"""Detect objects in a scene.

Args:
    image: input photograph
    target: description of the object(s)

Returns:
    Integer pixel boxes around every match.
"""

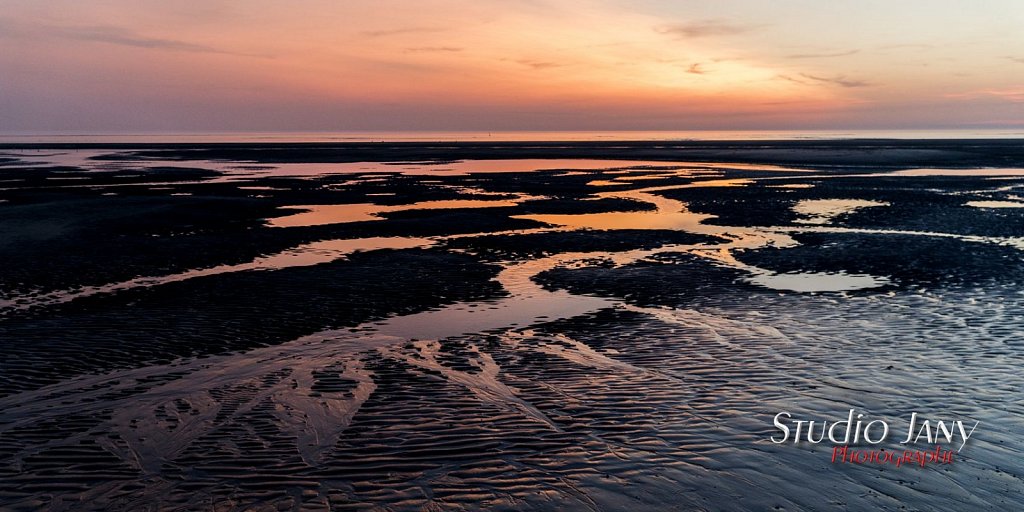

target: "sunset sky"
[2,0,1023,133]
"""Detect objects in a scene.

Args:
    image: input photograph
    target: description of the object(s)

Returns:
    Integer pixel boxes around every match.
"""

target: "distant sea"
[1,129,1023,144]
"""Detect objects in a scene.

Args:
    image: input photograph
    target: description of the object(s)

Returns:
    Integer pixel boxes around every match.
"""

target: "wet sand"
[1,141,1023,510]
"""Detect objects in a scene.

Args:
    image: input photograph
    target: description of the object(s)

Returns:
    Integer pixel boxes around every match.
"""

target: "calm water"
[3,129,1024,143]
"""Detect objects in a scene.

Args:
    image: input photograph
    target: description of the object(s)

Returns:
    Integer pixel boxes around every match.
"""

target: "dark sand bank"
[5,138,1024,167]
[1,141,1023,510]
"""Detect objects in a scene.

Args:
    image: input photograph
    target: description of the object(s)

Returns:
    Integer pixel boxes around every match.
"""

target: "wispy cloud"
[686,63,706,74]
[780,73,872,88]
[946,88,1024,102]
[54,25,220,52]
[877,43,933,51]
[656,19,761,38]
[404,46,463,53]
[1006,57,1024,64]
[362,27,446,38]
[786,49,859,59]
[512,59,565,70]
[0,18,259,56]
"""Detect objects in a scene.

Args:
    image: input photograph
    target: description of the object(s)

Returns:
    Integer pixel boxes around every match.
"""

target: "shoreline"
[3,138,1024,168]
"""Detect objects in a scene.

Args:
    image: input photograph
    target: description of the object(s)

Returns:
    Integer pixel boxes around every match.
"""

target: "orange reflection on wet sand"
[792,199,889,225]
[268,199,524,227]
[513,187,711,231]
[965,200,1024,208]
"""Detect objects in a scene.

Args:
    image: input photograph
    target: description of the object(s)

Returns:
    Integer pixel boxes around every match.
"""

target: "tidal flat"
[1,140,1023,511]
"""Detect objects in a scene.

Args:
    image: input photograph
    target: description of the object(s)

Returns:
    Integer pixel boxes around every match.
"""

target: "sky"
[1,0,1023,133]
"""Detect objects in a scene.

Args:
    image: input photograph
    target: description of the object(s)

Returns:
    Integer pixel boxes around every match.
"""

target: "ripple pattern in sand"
[1,280,1023,510]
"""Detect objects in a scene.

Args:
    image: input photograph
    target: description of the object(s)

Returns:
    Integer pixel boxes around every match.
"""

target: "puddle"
[792,199,888,225]
[268,198,526,227]
[613,174,674,182]
[965,200,1024,208]
[885,168,1024,177]
[745,271,890,292]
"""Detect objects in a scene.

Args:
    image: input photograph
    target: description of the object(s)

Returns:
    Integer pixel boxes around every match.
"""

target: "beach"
[1,140,1023,510]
